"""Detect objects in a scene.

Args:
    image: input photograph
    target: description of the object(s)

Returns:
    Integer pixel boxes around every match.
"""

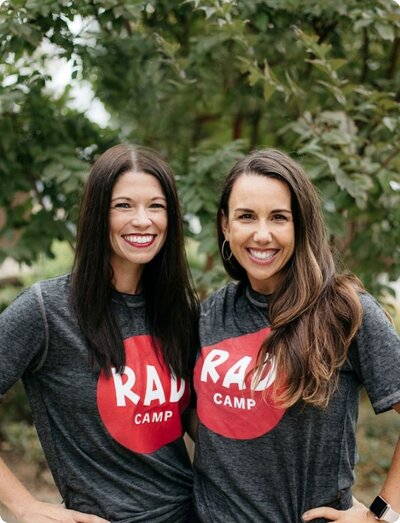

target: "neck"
[113,280,142,295]
[111,262,144,295]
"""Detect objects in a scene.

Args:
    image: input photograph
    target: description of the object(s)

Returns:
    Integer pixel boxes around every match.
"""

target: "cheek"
[158,216,168,241]
[160,216,168,234]
[109,222,118,239]
[227,223,245,242]
[109,213,123,233]
[284,228,295,254]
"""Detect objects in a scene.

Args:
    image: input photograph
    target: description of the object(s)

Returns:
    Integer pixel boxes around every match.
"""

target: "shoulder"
[331,276,389,328]
[34,274,71,302]
[201,281,240,316]
[1,275,69,313]
[0,285,38,320]
[358,291,393,327]
[0,277,69,328]
[36,273,70,292]
[353,291,399,352]
[7,274,72,318]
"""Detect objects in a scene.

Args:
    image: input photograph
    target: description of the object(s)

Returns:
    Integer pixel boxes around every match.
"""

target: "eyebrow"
[110,195,167,203]
[233,207,292,214]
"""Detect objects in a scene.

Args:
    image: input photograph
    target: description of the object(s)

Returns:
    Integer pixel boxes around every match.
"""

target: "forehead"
[112,170,165,196]
[228,173,291,207]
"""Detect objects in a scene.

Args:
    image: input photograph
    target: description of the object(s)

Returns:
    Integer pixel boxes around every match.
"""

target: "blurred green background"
[1,0,400,512]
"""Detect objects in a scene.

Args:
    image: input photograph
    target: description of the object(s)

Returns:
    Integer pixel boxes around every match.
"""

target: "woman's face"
[109,171,168,293]
[222,173,295,294]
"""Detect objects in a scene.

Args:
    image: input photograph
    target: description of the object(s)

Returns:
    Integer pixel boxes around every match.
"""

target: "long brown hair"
[71,144,199,378]
[217,148,363,408]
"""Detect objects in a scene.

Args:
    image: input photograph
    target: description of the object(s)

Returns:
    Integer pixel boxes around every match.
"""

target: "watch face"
[370,496,387,518]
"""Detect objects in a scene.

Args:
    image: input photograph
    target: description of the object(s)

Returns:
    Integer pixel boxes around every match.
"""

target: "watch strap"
[383,506,400,523]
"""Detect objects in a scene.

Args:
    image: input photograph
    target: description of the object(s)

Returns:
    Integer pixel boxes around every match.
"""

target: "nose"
[253,220,272,243]
[130,207,152,227]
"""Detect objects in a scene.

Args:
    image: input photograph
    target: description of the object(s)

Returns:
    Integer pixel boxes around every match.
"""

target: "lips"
[123,234,156,247]
[247,248,278,262]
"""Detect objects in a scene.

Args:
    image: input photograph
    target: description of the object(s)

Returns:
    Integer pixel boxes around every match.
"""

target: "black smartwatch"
[370,495,400,522]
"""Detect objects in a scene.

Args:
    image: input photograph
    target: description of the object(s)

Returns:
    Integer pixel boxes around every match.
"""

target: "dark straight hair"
[70,143,199,378]
[216,148,363,408]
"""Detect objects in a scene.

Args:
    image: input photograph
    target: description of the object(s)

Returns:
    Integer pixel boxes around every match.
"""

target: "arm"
[378,403,400,513]
[0,289,110,523]
[303,402,400,522]
[0,456,110,523]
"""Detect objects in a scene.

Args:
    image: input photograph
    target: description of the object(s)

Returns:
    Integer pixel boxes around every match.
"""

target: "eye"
[150,202,167,210]
[238,213,254,221]
[113,202,130,209]
[271,213,289,222]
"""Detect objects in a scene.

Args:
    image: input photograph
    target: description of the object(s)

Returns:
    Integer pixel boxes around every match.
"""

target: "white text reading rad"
[200,348,277,390]
[111,366,186,406]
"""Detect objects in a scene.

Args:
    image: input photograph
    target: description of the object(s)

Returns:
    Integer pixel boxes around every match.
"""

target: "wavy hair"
[71,143,199,378]
[217,148,363,408]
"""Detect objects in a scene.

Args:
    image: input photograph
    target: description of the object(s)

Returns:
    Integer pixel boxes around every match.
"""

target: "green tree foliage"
[0,0,400,296]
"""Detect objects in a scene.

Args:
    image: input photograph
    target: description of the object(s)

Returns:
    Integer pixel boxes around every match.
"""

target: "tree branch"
[361,28,369,83]
[382,146,400,168]
[387,36,400,80]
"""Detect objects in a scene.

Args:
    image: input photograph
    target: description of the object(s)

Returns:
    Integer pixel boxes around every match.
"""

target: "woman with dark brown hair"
[0,144,199,523]
[193,148,400,523]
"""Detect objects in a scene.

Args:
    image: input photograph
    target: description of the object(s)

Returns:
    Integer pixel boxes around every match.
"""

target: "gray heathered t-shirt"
[0,275,193,523]
[193,281,400,523]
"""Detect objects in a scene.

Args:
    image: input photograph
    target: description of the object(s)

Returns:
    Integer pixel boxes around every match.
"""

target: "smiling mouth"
[248,249,278,261]
[123,234,156,247]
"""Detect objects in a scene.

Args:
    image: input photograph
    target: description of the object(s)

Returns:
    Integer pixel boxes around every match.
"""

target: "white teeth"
[249,249,276,260]
[124,235,154,244]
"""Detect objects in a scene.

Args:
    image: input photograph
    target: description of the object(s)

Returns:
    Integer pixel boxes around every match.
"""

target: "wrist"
[369,495,400,523]
[10,492,38,521]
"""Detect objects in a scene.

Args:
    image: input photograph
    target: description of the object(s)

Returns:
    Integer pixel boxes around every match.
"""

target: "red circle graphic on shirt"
[194,328,286,439]
[97,335,189,454]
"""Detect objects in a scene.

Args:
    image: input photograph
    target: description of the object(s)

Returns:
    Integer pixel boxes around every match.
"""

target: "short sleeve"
[0,285,46,395]
[348,293,400,414]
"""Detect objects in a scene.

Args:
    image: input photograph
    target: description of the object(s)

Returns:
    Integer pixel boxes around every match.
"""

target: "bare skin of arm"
[302,402,400,522]
[0,456,110,523]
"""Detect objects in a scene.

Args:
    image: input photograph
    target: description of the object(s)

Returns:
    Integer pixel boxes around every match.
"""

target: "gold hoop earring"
[221,240,233,261]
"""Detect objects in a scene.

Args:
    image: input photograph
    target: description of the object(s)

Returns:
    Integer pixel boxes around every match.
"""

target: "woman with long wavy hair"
[0,144,199,523]
[193,148,400,523]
